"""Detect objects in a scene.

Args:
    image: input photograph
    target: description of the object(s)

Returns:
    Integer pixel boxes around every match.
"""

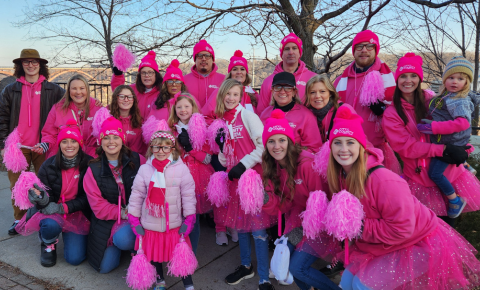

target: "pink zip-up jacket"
[354,147,438,257]
[260,104,323,153]
[111,74,159,119]
[41,98,101,158]
[263,150,324,234]
[183,64,225,109]
[128,156,196,232]
[202,87,258,124]
[258,61,317,114]
[118,116,148,155]
[17,76,45,147]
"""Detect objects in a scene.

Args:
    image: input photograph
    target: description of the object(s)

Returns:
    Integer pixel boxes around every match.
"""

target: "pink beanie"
[394,52,424,81]
[163,59,184,83]
[262,109,295,146]
[280,33,303,57]
[329,106,366,148]
[57,119,83,146]
[138,51,159,73]
[228,50,249,73]
[352,30,380,57]
[193,39,215,61]
[99,117,126,144]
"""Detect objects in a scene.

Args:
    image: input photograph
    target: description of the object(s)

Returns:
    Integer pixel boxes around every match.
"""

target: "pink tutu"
[377,142,402,175]
[297,232,342,262]
[187,161,214,214]
[134,227,191,263]
[405,170,480,216]
[345,219,480,290]
[15,211,90,236]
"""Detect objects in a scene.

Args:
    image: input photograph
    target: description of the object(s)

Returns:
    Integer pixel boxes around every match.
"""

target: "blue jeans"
[429,157,455,196]
[189,214,201,255]
[286,242,340,290]
[99,224,136,274]
[39,218,87,266]
[238,229,269,284]
[340,269,372,290]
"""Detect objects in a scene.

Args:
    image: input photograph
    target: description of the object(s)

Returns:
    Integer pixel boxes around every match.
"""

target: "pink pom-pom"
[324,190,364,241]
[234,50,243,57]
[207,119,229,154]
[207,171,230,207]
[359,71,385,106]
[167,236,198,277]
[187,113,207,151]
[300,190,329,239]
[126,237,156,290]
[424,89,436,100]
[142,116,170,144]
[312,142,330,178]
[270,109,285,119]
[3,128,28,173]
[171,59,180,68]
[237,169,264,215]
[12,171,47,210]
[113,44,136,72]
[92,107,112,138]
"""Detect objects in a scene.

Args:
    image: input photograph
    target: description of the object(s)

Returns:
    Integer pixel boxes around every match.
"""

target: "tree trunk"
[300,31,316,70]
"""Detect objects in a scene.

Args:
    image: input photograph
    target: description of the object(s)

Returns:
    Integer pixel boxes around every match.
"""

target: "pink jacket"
[202,87,259,124]
[128,156,196,232]
[260,104,323,153]
[111,74,158,120]
[147,101,171,122]
[41,98,101,158]
[183,64,225,109]
[119,116,148,155]
[355,147,438,257]
[258,61,317,114]
[17,76,45,147]
[263,151,324,234]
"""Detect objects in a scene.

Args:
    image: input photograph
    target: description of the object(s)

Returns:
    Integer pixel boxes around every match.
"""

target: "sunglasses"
[272,85,294,92]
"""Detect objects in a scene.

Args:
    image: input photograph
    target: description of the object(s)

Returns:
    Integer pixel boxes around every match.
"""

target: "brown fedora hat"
[13,49,48,64]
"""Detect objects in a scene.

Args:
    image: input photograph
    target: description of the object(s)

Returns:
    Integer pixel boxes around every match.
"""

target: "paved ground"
[0,171,340,289]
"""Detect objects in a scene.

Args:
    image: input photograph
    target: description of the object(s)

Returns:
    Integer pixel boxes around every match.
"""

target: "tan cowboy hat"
[13,49,48,64]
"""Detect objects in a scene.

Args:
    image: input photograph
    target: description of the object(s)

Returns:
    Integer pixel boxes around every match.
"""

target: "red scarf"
[223,105,238,124]
[145,158,170,217]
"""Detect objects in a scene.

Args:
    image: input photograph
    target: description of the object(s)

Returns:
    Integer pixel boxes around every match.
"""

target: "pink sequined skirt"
[187,161,214,214]
[297,232,342,262]
[134,228,191,263]
[377,142,402,176]
[346,220,480,290]
[405,170,480,216]
[15,211,90,236]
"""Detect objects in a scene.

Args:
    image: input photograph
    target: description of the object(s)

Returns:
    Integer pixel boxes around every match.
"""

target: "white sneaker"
[227,228,239,242]
[216,231,228,246]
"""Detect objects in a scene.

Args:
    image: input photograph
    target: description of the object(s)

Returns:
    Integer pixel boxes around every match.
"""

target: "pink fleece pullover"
[183,64,225,109]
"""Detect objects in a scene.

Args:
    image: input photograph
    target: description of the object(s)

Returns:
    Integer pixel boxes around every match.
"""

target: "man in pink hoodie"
[183,39,225,109]
[0,49,65,235]
[257,33,317,114]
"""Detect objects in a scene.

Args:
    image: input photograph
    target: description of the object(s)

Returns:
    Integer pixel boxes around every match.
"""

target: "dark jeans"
[189,214,200,255]
[153,261,193,287]
[429,157,455,196]
[99,224,136,273]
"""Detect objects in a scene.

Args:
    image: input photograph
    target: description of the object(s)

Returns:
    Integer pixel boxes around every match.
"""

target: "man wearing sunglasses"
[0,48,65,235]
[183,39,225,108]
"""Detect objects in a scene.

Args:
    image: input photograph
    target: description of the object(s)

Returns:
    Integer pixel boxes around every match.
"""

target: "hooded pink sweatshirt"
[258,61,317,114]
[17,76,45,147]
[183,64,225,109]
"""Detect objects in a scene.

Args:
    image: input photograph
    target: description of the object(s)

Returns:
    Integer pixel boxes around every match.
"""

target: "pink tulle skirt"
[297,232,343,262]
[345,220,480,290]
[377,142,402,176]
[134,227,192,263]
[405,170,480,216]
[15,211,90,236]
[187,161,214,214]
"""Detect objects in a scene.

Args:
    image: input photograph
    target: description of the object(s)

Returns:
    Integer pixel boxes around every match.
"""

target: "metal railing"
[55,82,112,105]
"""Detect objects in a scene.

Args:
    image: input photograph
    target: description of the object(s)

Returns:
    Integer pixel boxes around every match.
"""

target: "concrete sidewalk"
[0,171,340,289]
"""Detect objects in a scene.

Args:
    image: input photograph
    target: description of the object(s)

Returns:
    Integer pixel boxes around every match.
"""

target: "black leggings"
[439,215,456,228]
[152,261,193,287]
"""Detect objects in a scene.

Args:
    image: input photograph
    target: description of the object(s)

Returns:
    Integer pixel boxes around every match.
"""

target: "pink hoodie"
[17,76,46,147]
[41,98,101,158]
[147,102,171,122]
[258,61,317,114]
[118,116,148,155]
[183,64,225,109]
[260,104,323,153]
[202,87,259,124]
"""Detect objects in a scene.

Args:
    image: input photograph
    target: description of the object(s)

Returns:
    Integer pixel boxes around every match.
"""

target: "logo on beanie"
[233,60,245,65]
[206,46,213,52]
[369,38,377,45]
[142,62,151,66]
[268,125,286,133]
[399,65,415,71]
[333,128,354,135]
[66,130,79,137]
[171,73,181,79]
[283,36,297,43]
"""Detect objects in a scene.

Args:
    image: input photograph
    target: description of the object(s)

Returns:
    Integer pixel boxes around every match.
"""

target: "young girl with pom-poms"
[212,79,276,289]
[167,92,214,254]
[261,109,341,290]
[326,106,480,290]
[128,130,197,290]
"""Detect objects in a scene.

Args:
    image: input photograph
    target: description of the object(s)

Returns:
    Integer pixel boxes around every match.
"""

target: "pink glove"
[128,213,145,237]
[179,215,196,235]
[466,143,475,155]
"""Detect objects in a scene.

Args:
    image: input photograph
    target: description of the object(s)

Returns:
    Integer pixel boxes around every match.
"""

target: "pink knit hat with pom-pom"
[99,117,125,144]
[138,51,159,73]
[163,59,184,83]
[329,106,366,148]
[228,50,248,73]
[262,109,295,145]
[193,39,215,61]
[394,52,424,81]
[57,119,83,146]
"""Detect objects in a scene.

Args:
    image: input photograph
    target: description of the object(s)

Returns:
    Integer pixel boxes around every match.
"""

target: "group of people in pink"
[1,28,480,290]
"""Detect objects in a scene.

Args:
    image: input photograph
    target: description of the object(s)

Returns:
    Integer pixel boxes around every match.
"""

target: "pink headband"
[168,92,191,106]
[150,131,176,145]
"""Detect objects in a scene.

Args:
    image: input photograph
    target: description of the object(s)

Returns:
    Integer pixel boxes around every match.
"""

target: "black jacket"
[0,80,64,148]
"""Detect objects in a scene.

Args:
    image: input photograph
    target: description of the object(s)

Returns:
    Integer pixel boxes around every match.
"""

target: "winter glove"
[416,123,433,134]
[215,128,226,153]
[368,101,386,116]
[39,202,65,215]
[228,162,246,181]
[421,119,433,124]
[178,128,193,152]
[128,214,145,237]
[438,144,470,166]
[112,66,123,76]
[30,184,49,208]
[285,227,304,247]
[178,215,196,235]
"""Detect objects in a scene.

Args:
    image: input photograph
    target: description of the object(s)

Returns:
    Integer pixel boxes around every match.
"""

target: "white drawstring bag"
[270,236,294,284]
